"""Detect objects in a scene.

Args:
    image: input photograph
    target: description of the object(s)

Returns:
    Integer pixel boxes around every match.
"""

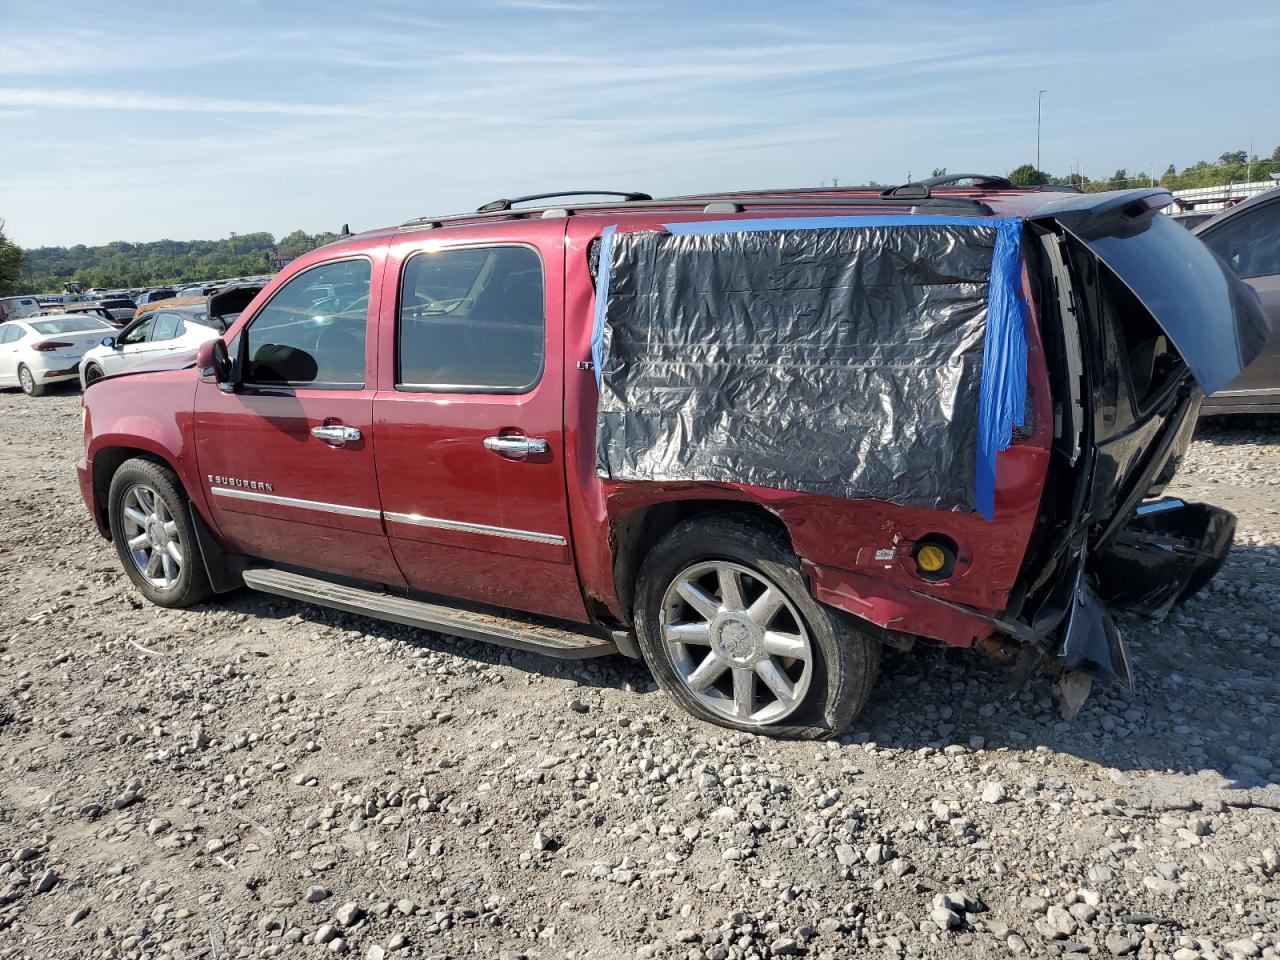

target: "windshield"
[30,316,112,334]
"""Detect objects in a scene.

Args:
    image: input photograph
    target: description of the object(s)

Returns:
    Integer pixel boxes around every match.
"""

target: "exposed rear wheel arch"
[611,500,794,624]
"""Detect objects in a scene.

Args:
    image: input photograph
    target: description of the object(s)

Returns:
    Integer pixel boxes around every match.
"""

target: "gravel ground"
[0,389,1277,960]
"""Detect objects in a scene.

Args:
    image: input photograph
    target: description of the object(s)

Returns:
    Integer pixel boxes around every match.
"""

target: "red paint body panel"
[370,220,587,623]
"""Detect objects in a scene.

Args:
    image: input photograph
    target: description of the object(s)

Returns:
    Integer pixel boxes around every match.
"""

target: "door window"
[243,258,371,387]
[397,246,544,392]
[119,318,154,345]
[1202,201,1280,280]
[151,312,182,342]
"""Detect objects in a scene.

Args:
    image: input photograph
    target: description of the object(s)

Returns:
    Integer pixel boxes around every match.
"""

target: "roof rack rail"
[879,173,1012,201]
[917,173,1012,189]
[401,192,995,230]
[477,190,651,213]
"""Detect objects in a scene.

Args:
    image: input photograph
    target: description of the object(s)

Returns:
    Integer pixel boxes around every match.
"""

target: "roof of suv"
[311,177,1090,259]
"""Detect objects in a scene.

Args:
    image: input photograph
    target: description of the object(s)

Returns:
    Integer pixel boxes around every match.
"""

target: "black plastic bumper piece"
[1092,498,1236,618]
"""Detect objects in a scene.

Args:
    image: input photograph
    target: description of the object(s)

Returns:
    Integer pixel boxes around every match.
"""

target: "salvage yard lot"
[0,391,1277,959]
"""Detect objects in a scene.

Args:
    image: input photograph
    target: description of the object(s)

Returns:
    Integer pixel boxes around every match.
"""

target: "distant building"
[1170,179,1276,214]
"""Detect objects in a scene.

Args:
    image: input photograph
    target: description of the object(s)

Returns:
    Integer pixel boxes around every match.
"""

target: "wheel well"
[90,447,178,537]
[611,500,793,623]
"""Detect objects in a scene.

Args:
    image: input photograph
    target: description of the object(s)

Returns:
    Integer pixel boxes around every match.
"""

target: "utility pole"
[1036,89,1047,173]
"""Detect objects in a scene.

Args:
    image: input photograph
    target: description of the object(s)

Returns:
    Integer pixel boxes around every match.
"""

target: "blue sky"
[1,0,1276,248]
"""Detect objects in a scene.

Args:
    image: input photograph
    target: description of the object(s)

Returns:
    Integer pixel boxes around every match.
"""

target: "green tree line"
[4,228,338,296]
[1009,145,1280,192]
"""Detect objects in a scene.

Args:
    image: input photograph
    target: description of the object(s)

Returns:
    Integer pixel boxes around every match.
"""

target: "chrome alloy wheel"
[120,483,184,589]
[18,366,34,394]
[660,560,813,726]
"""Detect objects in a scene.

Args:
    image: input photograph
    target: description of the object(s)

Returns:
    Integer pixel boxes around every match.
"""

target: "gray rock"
[834,844,857,866]
[1223,940,1260,958]
[1142,875,1181,897]
[981,781,1008,804]
[307,886,332,903]
[1008,933,1028,953]
[35,869,58,893]
[865,842,885,865]
[533,830,556,851]
[316,925,338,944]
[769,937,798,956]
[65,906,90,927]
[1104,932,1140,955]
[1036,905,1077,939]
[930,906,962,931]
[113,787,139,810]
[335,902,364,927]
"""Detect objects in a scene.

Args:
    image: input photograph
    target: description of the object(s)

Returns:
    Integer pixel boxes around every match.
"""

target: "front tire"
[107,458,213,608]
[83,363,105,387]
[18,364,45,396]
[634,514,881,739]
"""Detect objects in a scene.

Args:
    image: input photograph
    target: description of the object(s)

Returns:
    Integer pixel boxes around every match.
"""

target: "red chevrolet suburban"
[78,177,1269,738]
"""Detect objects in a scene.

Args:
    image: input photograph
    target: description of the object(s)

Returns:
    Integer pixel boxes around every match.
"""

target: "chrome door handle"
[311,424,362,446]
[484,435,548,459]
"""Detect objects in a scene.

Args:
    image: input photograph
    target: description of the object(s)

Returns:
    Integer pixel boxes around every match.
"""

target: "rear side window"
[0,325,21,344]
[1201,201,1280,280]
[243,259,371,387]
[397,246,544,392]
[30,317,110,335]
[151,312,181,341]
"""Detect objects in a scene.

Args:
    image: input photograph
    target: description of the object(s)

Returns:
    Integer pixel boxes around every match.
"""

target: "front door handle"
[484,435,548,460]
[311,424,362,446]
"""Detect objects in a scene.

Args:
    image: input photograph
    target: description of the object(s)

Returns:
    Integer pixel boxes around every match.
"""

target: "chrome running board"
[241,567,617,659]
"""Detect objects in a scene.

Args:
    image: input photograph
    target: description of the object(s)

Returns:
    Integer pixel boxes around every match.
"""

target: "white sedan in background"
[80,307,222,388]
[0,314,116,396]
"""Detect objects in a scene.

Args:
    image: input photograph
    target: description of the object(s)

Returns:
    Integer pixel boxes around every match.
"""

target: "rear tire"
[634,514,880,739]
[108,458,213,608]
[18,364,44,397]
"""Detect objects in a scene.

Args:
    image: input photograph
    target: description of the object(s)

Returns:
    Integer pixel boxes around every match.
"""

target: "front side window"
[244,259,371,387]
[398,246,544,392]
[1202,202,1280,280]
[119,318,154,345]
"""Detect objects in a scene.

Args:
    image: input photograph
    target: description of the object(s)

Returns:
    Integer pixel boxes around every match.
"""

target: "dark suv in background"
[1195,186,1280,414]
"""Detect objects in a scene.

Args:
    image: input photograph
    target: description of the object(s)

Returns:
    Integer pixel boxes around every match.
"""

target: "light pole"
[1036,89,1047,174]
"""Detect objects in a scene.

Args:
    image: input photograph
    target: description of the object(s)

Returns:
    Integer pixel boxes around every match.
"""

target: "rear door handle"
[311,424,362,446]
[484,435,548,460]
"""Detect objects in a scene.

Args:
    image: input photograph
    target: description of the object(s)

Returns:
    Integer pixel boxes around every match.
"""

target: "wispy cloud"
[0,87,374,116]
[494,0,605,11]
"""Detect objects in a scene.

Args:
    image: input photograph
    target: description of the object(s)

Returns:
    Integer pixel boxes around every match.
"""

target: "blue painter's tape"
[590,224,616,390]
[973,217,1028,520]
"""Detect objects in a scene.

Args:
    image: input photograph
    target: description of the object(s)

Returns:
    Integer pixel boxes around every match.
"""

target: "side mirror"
[101,335,116,348]
[196,338,233,389]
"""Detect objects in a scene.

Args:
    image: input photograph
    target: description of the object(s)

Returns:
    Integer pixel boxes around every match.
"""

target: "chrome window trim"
[383,511,566,545]
[210,486,381,520]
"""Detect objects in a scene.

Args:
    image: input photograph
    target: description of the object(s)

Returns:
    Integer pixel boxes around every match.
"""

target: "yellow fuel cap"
[916,544,948,573]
